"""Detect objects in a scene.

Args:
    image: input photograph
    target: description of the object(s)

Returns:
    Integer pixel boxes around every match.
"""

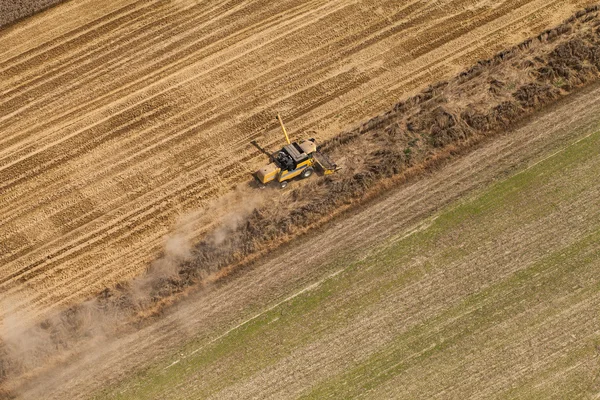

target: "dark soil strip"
[0,0,70,29]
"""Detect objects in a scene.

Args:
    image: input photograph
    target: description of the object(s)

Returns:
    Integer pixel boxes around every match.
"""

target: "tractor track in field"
[0,0,595,322]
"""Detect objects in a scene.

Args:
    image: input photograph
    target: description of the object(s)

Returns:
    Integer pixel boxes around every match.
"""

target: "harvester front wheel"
[280,181,289,189]
[301,167,314,179]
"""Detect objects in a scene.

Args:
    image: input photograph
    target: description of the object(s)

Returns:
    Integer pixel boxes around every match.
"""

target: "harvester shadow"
[250,140,272,158]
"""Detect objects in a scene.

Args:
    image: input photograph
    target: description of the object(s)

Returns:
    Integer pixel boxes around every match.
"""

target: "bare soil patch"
[0,0,66,28]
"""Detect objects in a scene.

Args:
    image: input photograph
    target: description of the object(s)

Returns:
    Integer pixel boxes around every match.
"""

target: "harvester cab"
[254,114,339,188]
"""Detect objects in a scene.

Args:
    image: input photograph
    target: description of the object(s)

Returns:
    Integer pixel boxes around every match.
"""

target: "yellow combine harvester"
[254,114,339,188]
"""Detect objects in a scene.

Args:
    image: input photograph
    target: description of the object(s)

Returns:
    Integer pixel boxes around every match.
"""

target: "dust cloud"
[0,184,269,397]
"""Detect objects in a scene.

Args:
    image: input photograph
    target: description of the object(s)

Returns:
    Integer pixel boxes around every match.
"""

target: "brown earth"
[0,0,596,321]
[0,0,66,28]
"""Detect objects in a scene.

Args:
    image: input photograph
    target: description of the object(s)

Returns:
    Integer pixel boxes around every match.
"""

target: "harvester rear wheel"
[301,167,314,179]
[280,181,289,189]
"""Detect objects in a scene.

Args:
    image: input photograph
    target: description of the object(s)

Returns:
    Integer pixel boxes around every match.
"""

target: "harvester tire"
[301,167,314,179]
[280,181,289,189]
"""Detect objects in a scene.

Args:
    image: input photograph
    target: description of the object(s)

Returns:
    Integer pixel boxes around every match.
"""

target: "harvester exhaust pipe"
[277,113,291,145]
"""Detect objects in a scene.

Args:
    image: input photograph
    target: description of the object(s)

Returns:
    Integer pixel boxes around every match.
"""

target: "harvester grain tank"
[254,114,339,188]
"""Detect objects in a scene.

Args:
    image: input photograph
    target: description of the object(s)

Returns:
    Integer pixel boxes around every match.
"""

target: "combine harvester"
[254,114,339,188]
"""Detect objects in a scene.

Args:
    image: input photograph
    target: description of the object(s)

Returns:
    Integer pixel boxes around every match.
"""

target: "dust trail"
[130,184,269,304]
[0,184,269,397]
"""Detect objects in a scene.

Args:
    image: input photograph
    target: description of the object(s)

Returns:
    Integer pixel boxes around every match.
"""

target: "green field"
[98,130,600,399]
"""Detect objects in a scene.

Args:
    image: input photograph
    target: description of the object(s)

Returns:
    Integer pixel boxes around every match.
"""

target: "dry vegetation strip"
[97,124,600,400]
[172,6,600,296]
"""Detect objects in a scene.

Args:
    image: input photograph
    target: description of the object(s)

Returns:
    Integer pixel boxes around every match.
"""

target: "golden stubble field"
[0,0,595,319]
